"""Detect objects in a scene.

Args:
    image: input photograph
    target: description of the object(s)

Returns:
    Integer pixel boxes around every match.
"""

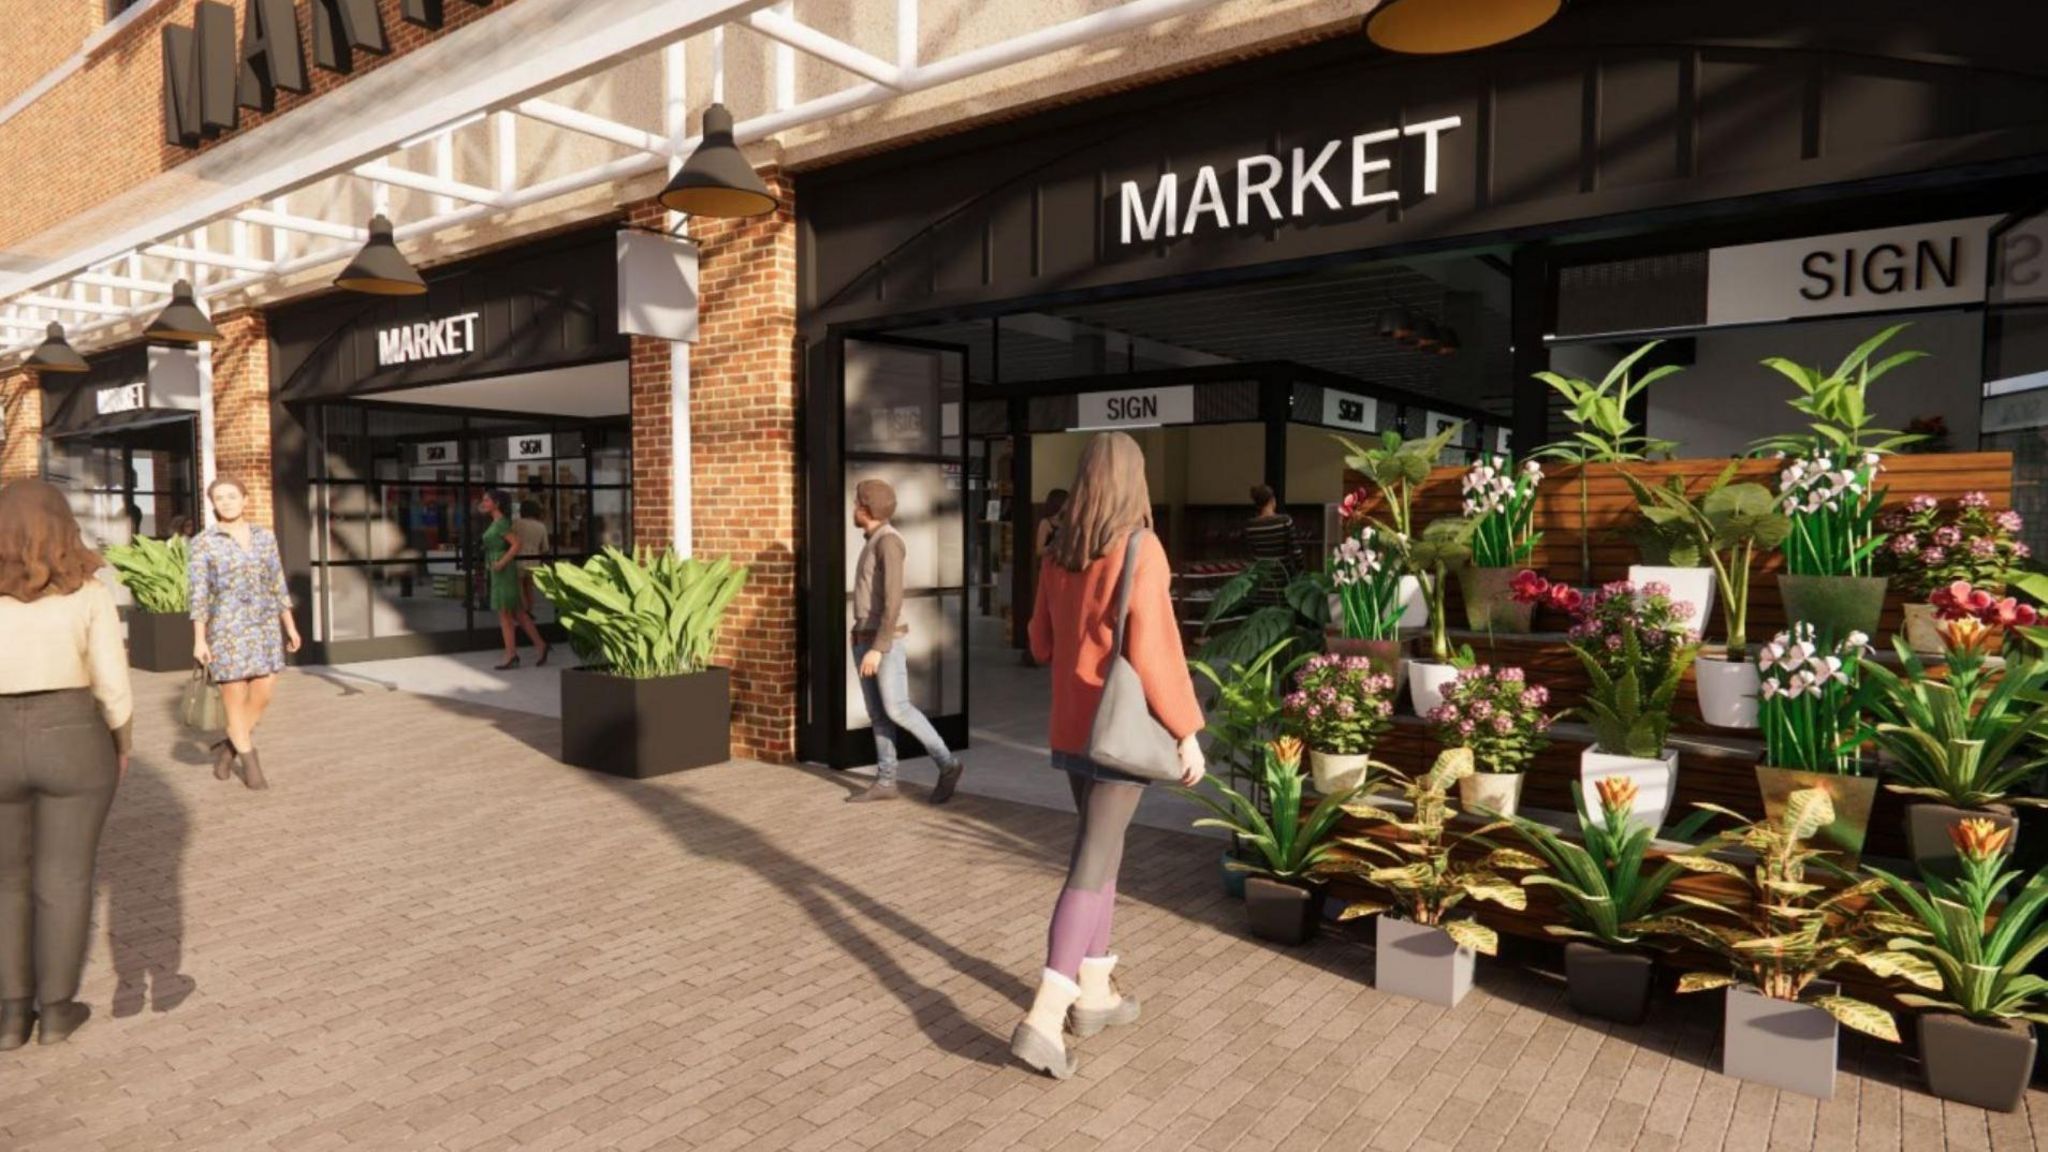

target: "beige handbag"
[1086,529,1183,782]
[179,664,225,733]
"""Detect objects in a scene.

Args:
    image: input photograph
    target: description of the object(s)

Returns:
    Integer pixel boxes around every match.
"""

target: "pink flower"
[1500,667,1526,683]
[1935,526,1963,548]
[1922,547,1948,566]
[1642,581,1671,599]
[1520,688,1543,709]
[1890,535,1919,555]
[1509,569,1551,605]
[1490,714,1512,735]
[1970,539,1998,559]
[1996,509,2023,533]
[1458,720,1477,737]
[1908,494,1940,513]
[1961,491,1991,510]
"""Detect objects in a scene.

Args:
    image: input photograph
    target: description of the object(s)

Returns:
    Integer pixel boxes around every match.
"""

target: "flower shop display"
[1284,654,1397,794]
[1533,340,1682,586]
[1865,818,2048,1112]
[1455,453,1544,633]
[1860,585,2048,876]
[1880,493,2030,653]
[1185,736,1373,944]
[1403,518,1476,716]
[1325,523,1409,680]
[1753,623,1879,865]
[1505,777,1716,1023]
[1774,449,1891,644]
[1637,788,1903,1099]
[1426,662,1554,817]
[1623,463,1790,729]
[1565,580,1700,836]
[1326,748,1542,1007]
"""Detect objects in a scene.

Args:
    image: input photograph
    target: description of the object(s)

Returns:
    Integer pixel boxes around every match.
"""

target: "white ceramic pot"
[1579,747,1680,835]
[1407,660,1460,717]
[1695,654,1760,729]
[1375,916,1475,1007]
[1458,771,1524,817]
[1397,575,1428,629]
[1629,565,1717,637]
[1309,750,1374,795]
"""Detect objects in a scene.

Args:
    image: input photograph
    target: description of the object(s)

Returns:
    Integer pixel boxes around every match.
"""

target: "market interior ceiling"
[885,252,1515,416]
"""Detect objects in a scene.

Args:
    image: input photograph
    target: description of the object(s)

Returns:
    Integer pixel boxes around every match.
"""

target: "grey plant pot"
[1919,1014,2036,1113]
[1244,876,1317,945]
[127,609,194,672]
[1375,917,1474,1007]
[1565,942,1654,1025]
[1722,982,1839,1099]
[1775,574,1888,645]
[1906,802,2019,882]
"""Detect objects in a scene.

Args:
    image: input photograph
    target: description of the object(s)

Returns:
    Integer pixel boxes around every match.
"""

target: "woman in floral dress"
[481,490,547,670]
[188,477,300,790]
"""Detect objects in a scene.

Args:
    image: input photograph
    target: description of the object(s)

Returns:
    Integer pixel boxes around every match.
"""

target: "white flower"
[1760,679,1781,700]
[1845,630,1869,651]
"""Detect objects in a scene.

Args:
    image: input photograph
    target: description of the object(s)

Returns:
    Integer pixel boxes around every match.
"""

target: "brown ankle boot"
[238,748,269,791]
[212,740,236,781]
[37,1001,89,1046]
[0,1000,32,1051]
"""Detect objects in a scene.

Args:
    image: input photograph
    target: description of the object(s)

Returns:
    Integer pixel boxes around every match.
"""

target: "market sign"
[95,383,148,416]
[376,311,482,367]
[162,0,490,147]
[1117,116,1462,246]
[1075,386,1195,430]
[1705,217,2000,326]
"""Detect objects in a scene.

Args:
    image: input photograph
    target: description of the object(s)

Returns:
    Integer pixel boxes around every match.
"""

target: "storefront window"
[44,419,199,551]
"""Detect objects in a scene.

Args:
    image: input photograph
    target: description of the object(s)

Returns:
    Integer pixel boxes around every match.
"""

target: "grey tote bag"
[1086,528,1184,782]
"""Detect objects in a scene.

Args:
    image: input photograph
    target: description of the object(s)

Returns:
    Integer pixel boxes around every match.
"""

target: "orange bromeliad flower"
[1269,735,1304,768]
[1949,817,2014,862]
[1595,775,1638,816]
[1936,616,2000,661]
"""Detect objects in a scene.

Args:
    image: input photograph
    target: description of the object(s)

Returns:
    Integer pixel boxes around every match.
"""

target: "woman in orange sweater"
[1011,432,1205,1080]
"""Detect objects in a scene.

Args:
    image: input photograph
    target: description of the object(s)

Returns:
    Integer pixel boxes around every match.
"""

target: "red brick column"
[626,172,800,762]
[1,368,42,483]
[211,309,274,527]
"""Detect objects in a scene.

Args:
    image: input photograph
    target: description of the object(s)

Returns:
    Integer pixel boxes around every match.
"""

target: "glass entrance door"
[1983,205,2048,560]
[44,417,200,550]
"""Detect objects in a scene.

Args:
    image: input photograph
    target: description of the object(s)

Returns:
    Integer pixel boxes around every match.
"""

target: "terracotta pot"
[1695,652,1760,729]
[1919,1014,2036,1113]
[1580,748,1679,836]
[1407,660,1460,717]
[1374,917,1474,1007]
[1776,574,1888,645]
[1244,876,1318,945]
[1629,564,1717,637]
[1906,802,2019,882]
[1755,765,1880,869]
[1456,566,1536,634]
[1457,770,1524,817]
[1309,750,1374,795]
[1325,633,1406,683]
[1723,982,1840,1099]
[1565,942,1654,1025]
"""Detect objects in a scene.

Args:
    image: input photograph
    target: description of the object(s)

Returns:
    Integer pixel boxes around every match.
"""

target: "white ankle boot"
[1011,969,1081,1079]
[1069,955,1142,1037]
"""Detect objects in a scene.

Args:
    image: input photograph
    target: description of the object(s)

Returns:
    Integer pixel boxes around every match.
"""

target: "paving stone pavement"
[4,668,2047,1151]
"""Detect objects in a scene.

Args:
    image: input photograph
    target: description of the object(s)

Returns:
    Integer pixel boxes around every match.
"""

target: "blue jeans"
[854,642,954,785]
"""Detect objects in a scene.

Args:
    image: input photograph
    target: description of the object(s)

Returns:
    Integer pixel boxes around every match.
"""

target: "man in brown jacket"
[850,479,964,804]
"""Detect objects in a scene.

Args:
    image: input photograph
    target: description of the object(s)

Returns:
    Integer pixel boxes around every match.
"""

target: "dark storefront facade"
[795,0,2048,767]
[42,343,203,552]
[269,227,635,664]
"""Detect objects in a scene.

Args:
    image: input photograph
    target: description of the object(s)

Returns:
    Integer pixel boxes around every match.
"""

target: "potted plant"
[1626,475,1716,636]
[1880,494,2029,654]
[1425,662,1553,818]
[1325,523,1408,680]
[1754,623,1880,867]
[1184,736,1373,945]
[1637,788,1903,1099]
[1455,453,1544,633]
[1191,638,1307,897]
[1283,654,1396,794]
[1864,818,2048,1112]
[1503,777,1714,1023]
[1533,339,1682,588]
[1860,585,2048,877]
[1404,518,1475,716]
[1326,747,1542,1006]
[1334,424,1467,629]
[534,546,748,778]
[1565,579,1699,835]
[103,535,193,672]
[1624,464,1790,729]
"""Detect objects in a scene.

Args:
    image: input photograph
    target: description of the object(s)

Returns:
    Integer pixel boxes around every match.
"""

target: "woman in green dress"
[481,490,549,670]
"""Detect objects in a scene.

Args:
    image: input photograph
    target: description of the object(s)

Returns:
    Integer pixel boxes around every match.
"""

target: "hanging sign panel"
[1321,389,1376,433]
[95,383,148,416]
[1705,217,2000,326]
[413,440,459,468]
[1076,385,1195,430]
[507,433,554,461]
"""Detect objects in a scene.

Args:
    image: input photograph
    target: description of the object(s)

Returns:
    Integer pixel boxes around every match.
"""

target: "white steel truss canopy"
[0,0,1236,359]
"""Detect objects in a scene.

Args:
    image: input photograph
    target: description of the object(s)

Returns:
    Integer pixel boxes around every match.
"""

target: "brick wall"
[626,173,801,762]
[0,368,41,483]
[211,309,274,526]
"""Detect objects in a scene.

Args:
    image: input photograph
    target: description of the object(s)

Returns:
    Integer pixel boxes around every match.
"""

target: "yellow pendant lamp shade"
[1367,0,1564,55]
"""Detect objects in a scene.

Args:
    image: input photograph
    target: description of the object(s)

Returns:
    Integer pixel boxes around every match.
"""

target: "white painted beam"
[518,99,675,157]
[355,163,504,206]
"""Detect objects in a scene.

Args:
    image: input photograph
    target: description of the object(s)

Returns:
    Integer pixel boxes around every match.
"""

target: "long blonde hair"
[1049,432,1152,572]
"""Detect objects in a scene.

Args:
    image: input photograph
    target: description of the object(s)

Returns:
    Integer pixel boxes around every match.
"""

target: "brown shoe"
[237,748,269,791]
[37,1001,89,1046]
[847,781,900,803]
[211,740,236,781]
[931,760,965,805]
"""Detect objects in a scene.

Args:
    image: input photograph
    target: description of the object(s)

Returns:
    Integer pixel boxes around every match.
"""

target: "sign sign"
[377,312,482,367]
[1076,386,1196,430]
[413,440,459,467]
[1321,389,1376,433]
[95,383,148,416]
[507,433,553,461]
[1117,116,1461,246]
[1706,217,1999,326]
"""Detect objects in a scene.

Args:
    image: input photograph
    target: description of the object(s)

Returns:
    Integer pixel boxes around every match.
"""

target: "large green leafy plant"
[1534,341,1683,584]
[1864,818,2048,1024]
[1506,776,1715,946]
[1624,463,1790,659]
[1184,736,1371,883]
[1408,517,1475,663]
[1749,323,1927,458]
[533,546,748,678]
[103,535,189,614]
[1860,640,2048,810]
[1198,561,1329,666]
[1332,423,1466,543]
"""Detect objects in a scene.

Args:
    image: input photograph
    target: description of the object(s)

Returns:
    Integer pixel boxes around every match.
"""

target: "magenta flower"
[1909,494,1940,513]
[1490,714,1513,735]
[1922,546,1948,566]
[1934,525,1963,548]
[1997,510,2024,533]
[1961,491,1991,510]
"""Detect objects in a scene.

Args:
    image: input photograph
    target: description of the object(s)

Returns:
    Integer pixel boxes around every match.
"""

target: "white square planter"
[1579,748,1679,835]
[1723,983,1840,1099]
[1374,917,1474,1007]
[1407,660,1460,717]
[1629,565,1716,637]
[1397,574,1428,629]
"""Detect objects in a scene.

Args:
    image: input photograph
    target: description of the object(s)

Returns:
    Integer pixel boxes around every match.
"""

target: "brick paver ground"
[4,668,2046,1151]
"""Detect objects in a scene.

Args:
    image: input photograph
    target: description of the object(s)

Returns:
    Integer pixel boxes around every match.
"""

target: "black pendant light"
[26,322,88,373]
[657,103,778,219]
[144,279,221,343]
[1411,316,1441,349]
[335,215,428,296]
[1367,0,1564,55]
[1377,305,1416,343]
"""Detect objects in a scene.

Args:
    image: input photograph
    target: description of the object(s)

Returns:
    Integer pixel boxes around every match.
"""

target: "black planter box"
[1565,942,1655,1025]
[1244,876,1318,945]
[127,610,193,673]
[1920,1014,2036,1112]
[560,666,731,778]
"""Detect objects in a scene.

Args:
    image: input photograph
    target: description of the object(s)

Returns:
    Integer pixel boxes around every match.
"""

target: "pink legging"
[1044,772,1143,979]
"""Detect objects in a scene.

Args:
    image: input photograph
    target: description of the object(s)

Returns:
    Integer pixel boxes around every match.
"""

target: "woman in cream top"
[0,478,133,1049]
